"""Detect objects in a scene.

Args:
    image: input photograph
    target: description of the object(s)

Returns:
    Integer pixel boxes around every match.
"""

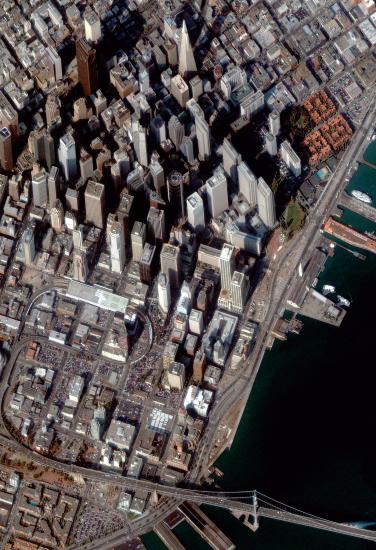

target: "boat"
[337,295,351,307]
[351,190,372,204]
[322,285,335,295]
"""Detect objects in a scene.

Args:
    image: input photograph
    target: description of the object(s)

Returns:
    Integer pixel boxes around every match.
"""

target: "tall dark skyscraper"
[76,38,98,97]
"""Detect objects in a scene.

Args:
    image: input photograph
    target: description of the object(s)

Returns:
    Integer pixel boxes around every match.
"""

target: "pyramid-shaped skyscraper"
[178,20,197,80]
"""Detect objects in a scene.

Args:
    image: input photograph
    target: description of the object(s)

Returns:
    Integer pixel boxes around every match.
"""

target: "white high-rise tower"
[178,21,197,80]
[257,177,276,230]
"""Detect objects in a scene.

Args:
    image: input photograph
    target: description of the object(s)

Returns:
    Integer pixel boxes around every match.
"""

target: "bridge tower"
[251,490,259,531]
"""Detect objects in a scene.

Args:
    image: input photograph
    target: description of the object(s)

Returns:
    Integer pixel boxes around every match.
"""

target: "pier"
[154,522,185,550]
[287,288,346,326]
[324,217,376,254]
[338,192,376,223]
[178,502,235,550]
[357,157,376,170]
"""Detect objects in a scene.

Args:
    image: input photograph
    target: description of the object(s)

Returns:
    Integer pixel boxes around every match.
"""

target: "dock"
[289,242,329,307]
[178,502,235,550]
[154,522,186,550]
[323,217,376,254]
[338,192,376,223]
[287,288,346,327]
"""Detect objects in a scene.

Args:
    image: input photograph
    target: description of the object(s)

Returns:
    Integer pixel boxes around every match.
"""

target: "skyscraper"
[110,220,125,274]
[178,20,197,80]
[132,120,148,167]
[280,140,301,177]
[195,115,211,161]
[84,180,106,228]
[157,272,171,314]
[168,115,184,149]
[76,38,98,97]
[48,166,60,207]
[79,148,94,181]
[147,206,166,244]
[160,243,181,289]
[171,75,190,108]
[131,221,146,262]
[237,161,257,206]
[222,138,241,183]
[84,7,101,43]
[257,177,276,229]
[187,192,205,232]
[45,94,61,126]
[139,243,157,284]
[32,169,48,208]
[265,132,277,157]
[180,136,195,164]
[230,271,249,313]
[220,243,235,290]
[0,91,19,139]
[73,249,88,282]
[58,133,77,181]
[0,127,13,171]
[150,160,165,194]
[150,115,167,145]
[23,225,36,266]
[167,171,185,222]
[50,200,64,233]
[269,110,281,136]
[206,169,228,218]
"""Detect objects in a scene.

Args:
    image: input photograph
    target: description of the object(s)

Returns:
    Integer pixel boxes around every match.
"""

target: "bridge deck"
[259,508,376,542]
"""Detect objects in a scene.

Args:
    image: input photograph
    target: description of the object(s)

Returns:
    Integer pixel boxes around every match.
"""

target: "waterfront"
[143,153,376,549]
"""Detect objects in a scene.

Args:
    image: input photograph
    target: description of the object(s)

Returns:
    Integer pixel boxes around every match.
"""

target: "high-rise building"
[167,361,185,390]
[168,115,184,149]
[48,166,60,207]
[150,160,165,194]
[180,136,195,164]
[206,169,228,218]
[84,180,105,228]
[147,206,166,244]
[132,120,148,167]
[110,220,125,274]
[269,110,281,136]
[58,133,77,181]
[0,91,19,138]
[0,127,13,171]
[171,74,190,108]
[222,138,241,183]
[84,7,101,43]
[76,38,98,97]
[72,225,84,250]
[265,132,277,157]
[23,225,36,266]
[150,115,167,145]
[139,243,157,284]
[46,46,63,81]
[117,191,134,244]
[45,94,61,126]
[131,221,146,261]
[189,75,203,101]
[79,148,94,182]
[237,161,257,206]
[160,243,181,289]
[257,177,276,229]
[178,20,197,80]
[193,348,206,383]
[280,140,301,177]
[65,187,79,212]
[220,243,235,290]
[195,115,211,161]
[240,89,264,118]
[230,271,249,313]
[157,272,171,314]
[187,192,205,232]
[167,171,185,222]
[44,133,55,169]
[50,199,64,233]
[32,168,48,208]
[73,249,88,282]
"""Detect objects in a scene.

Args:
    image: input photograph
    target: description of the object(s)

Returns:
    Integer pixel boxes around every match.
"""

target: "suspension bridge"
[150,488,376,542]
